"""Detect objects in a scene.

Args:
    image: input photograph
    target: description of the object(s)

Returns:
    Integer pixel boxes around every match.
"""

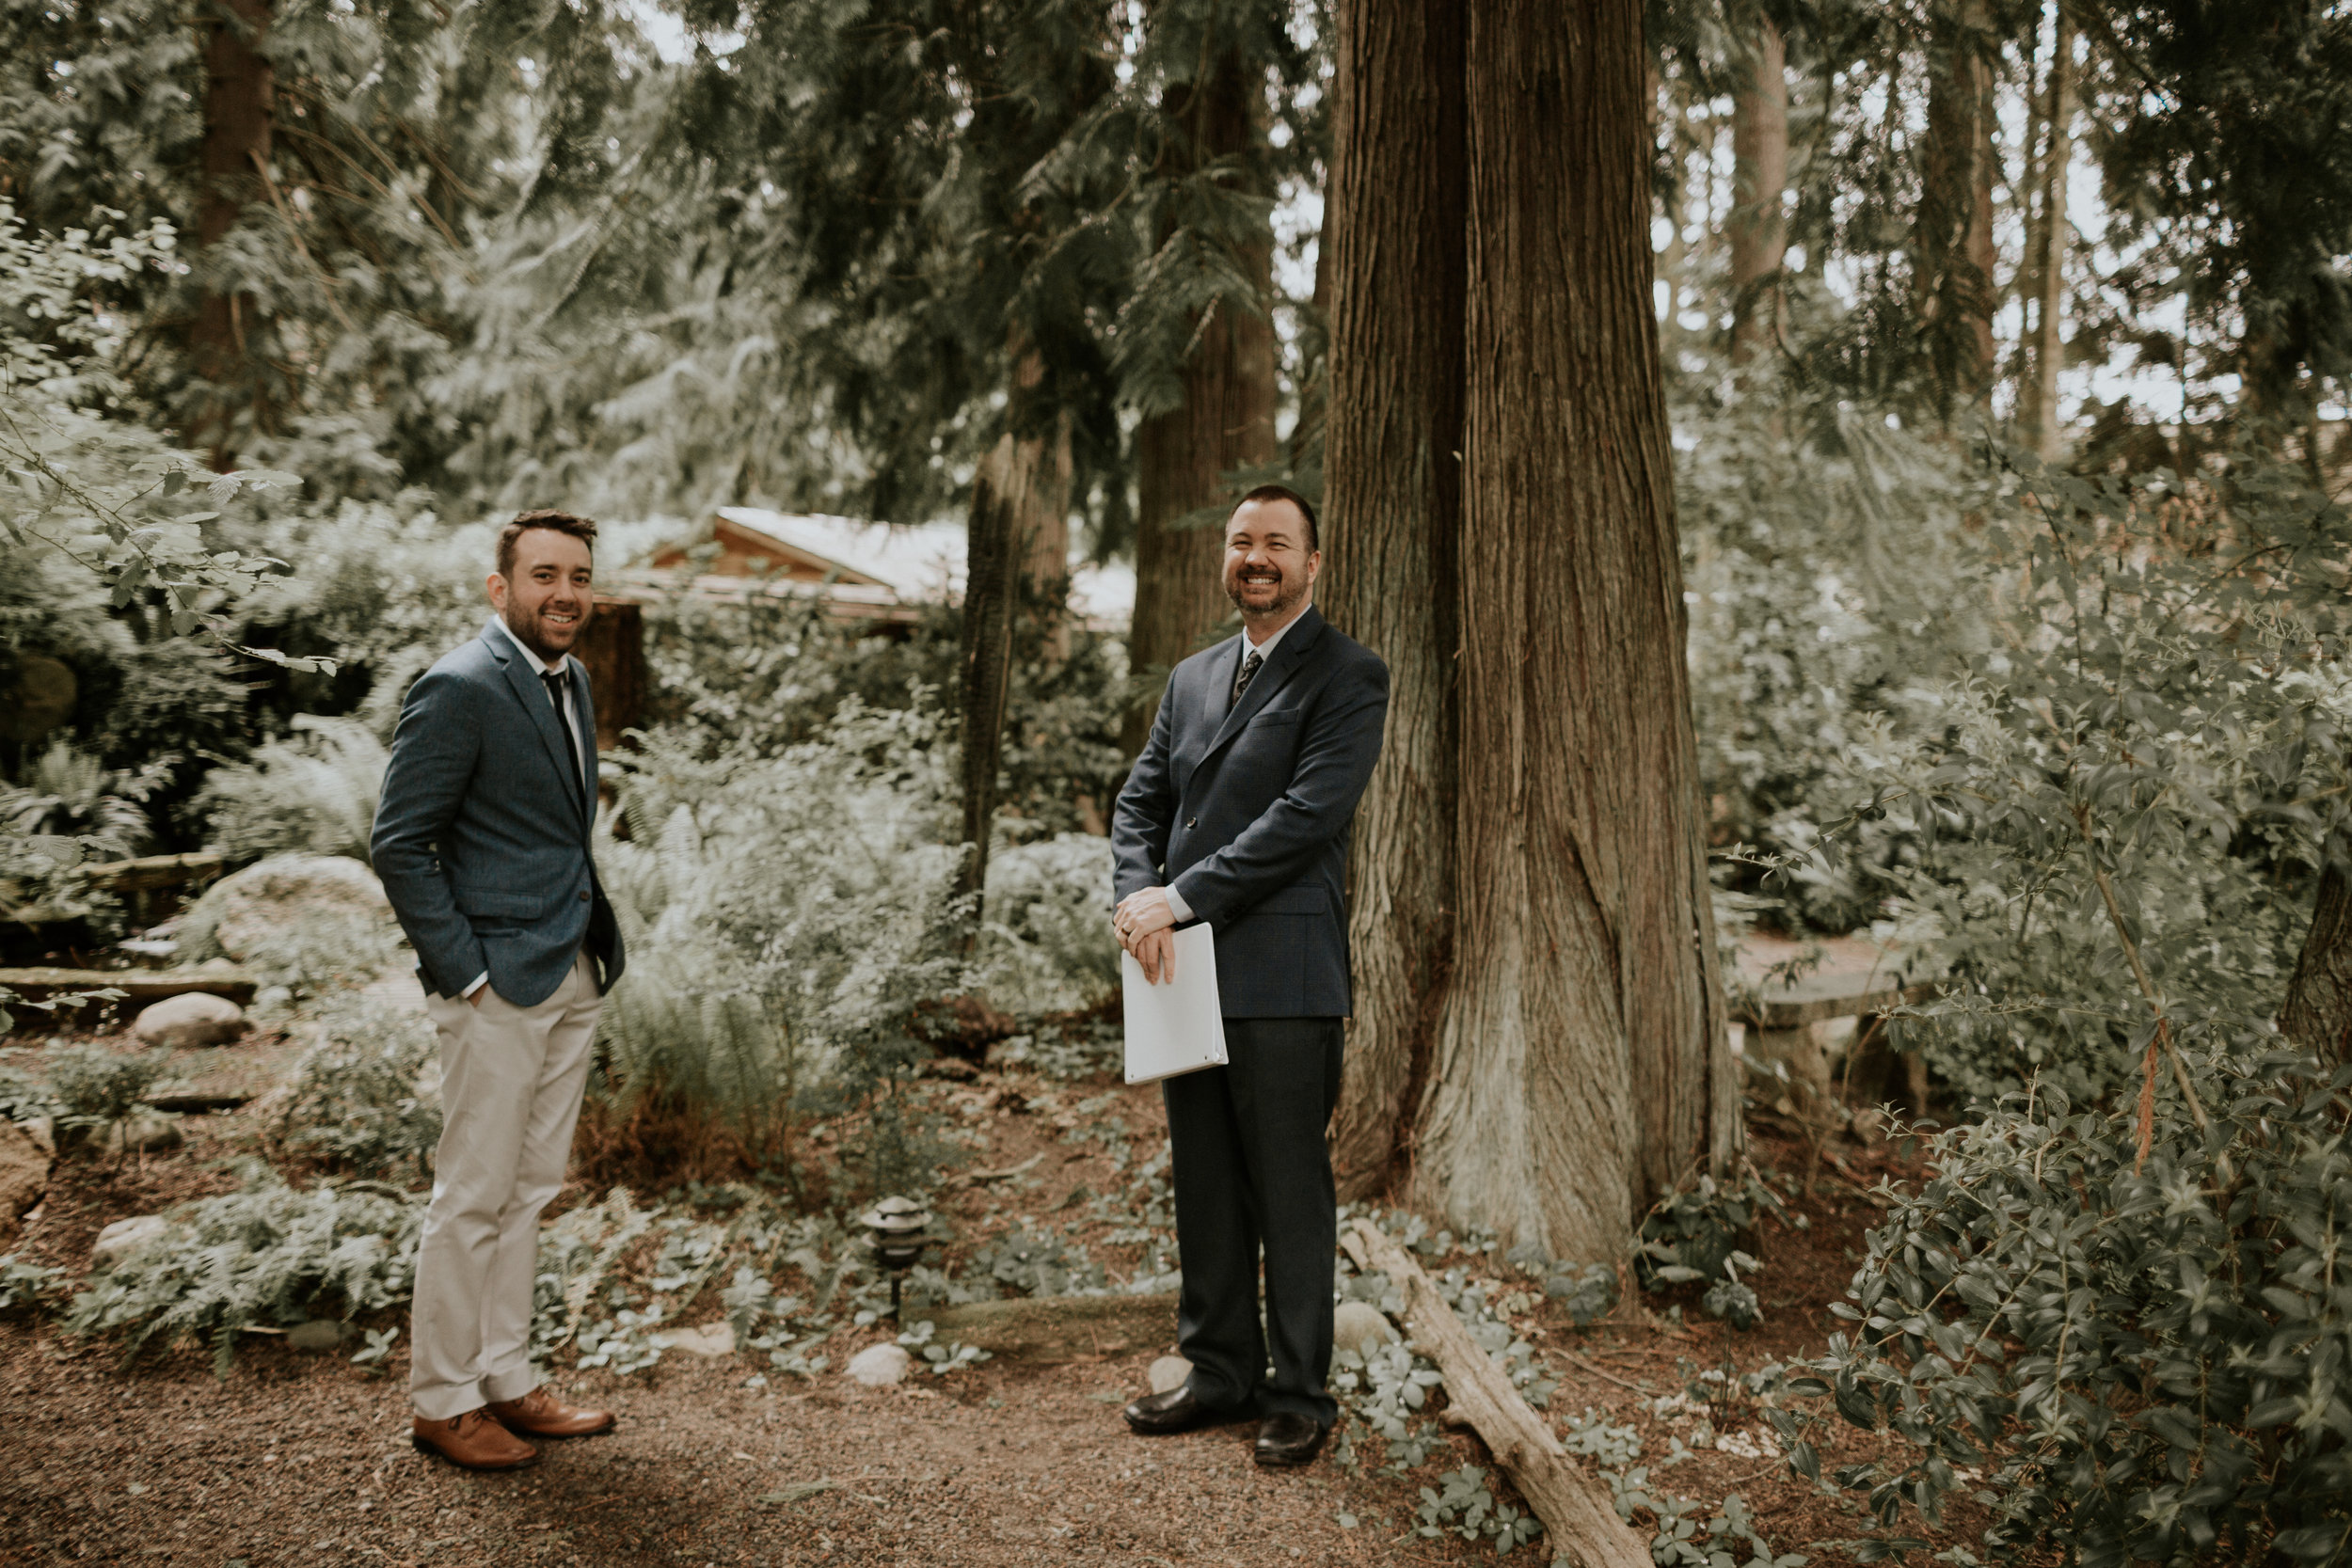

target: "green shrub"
[195,715,387,866]
[1801,1052,2352,1564]
[597,700,968,1192]
[42,1042,169,1137]
[277,993,441,1181]
[1763,451,2352,1560]
[65,1177,426,1374]
[973,832,1120,1014]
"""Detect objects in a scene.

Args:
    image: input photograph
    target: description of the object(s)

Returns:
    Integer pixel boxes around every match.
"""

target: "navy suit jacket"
[1112,605,1389,1018]
[371,619,625,1006]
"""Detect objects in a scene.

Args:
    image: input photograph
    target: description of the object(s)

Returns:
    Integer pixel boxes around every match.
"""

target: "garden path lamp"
[858,1196,933,1321]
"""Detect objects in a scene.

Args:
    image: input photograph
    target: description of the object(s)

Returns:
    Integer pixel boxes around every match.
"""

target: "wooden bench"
[1731,936,1935,1128]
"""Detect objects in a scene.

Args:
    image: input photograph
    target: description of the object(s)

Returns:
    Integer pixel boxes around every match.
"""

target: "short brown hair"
[498,509,598,578]
[1230,483,1319,551]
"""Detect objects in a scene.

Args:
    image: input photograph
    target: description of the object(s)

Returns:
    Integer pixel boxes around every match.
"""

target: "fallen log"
[1343,1217,1650,1568]
[922,1291,1175,1362]
[0,966,257,1008]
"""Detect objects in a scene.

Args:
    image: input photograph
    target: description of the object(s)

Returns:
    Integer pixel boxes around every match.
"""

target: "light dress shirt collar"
[1241,604,1308,666]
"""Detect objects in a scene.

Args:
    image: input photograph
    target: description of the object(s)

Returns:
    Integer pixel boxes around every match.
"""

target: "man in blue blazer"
[1111,484,1390,1468]
[372,510,626,1470]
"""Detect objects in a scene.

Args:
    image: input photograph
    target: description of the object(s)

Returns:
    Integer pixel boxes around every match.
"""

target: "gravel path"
[2,1329,1457,1567]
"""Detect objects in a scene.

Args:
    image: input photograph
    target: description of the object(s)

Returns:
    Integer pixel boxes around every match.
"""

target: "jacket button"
[579,891,591,902]
[1185,817,1198,829]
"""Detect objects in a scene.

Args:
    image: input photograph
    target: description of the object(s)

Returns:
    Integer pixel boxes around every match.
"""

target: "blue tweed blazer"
[371,619,625,1006]
[1112,606,1390,1018]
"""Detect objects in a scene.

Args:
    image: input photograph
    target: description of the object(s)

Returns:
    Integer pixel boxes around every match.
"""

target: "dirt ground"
[0,1051,1978,1568]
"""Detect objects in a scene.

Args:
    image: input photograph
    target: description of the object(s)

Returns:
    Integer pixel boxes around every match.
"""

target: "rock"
[131,992,248,1050]
[0,1118,50,1243]
[20,1117,55,1157]
[91,1213,169,1270]
[200,855,390,966]
[918,1056,980,1083]
[286,1319,347,1352]
[846,1343,911,1387]
[654,1323,736,1357]
[97,1112,183,1156]
[1147,1354,1192,1395]
[1334,1301,1399,1360]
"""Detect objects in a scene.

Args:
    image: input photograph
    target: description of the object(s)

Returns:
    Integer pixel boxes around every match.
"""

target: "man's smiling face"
[488,527,595,661]
[1222,497,1320,623]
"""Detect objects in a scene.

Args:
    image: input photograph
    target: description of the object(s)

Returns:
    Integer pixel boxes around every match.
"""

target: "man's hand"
[469,988,489,1009]
[1128,927,1176,985]
[1115,886,1178,945]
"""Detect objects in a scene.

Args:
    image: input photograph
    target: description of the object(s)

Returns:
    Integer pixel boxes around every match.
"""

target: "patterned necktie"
[540,670,582,794]
[1232,647,1264,705]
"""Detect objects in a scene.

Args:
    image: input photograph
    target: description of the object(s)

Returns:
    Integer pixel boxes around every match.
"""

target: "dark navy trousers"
[1160,1016,1343,1426]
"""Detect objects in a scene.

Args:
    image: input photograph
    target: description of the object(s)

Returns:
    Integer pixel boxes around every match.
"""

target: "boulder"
[286,1320,347,1352]
[0,1118,50,1244]
[200,856,390,965]
[91,1213,169,1270]
[1147,1354,1192,1395]
[1334,1300,1399,1360]
[131,992,248,1050]
[846,1343,911,1387]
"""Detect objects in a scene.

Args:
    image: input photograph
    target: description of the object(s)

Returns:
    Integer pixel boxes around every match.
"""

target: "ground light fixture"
[857,1195,934,1321]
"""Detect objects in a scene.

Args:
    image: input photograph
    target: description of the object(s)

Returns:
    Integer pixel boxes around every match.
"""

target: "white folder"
[1121,924,1229,1085]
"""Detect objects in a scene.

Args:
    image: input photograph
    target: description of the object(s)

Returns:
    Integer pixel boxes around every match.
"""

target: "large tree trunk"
[1917,0,1998,401]
[956,353,1073,908]
[1321,0,1468,1198]
[2282,838,2352,1065]
[1726,8,1788,366]
[2016,10,2073,458]
[189,0,275,465]
[1120,46,1279,758]
[1408,0,1737,1262]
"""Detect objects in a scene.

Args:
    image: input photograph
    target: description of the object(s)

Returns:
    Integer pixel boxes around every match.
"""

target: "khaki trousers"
[410,952,602,1419]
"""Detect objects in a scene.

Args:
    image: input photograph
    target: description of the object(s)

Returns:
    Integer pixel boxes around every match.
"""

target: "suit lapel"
[1182,607,1327,793]
[483,621,588,832]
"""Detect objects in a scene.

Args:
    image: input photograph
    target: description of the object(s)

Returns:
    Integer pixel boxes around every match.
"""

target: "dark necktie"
[1232,647,1264,705]
[540,670,582,794]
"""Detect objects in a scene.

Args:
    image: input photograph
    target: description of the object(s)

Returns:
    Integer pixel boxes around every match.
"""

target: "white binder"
[1120,924,1229,1085]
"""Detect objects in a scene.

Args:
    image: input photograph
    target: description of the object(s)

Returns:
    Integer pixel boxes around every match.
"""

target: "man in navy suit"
[1110,484,1390,1468]
[373,510,626,1470]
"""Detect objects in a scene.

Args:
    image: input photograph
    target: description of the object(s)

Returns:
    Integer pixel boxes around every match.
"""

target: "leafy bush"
[0,1050,61,1121]
[596,701,970,1192]
[277,993,441,1181]
[42,1042,169,1138]
[196,715,387,866]
[973,832,1120,1014]
[65,1177,426,1373]
[1803,1053,2352,1564]
[1759,451,2352,1560]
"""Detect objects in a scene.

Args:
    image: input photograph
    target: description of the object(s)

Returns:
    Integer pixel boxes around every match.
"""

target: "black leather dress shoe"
[1254,1412,1327,1467]
[1122,1385,1234,1435]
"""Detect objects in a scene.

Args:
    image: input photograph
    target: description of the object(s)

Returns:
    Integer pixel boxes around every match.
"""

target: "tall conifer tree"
[1326,0,1735,1258]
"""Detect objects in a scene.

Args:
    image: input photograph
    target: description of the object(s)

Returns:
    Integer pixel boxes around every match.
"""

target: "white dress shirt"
[463,617,589,1000]
[1161,609,1306,927]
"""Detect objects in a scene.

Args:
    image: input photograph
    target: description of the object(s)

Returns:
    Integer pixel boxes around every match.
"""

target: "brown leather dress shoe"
[485,1386,615,1438]
[412,1409,537,1470]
